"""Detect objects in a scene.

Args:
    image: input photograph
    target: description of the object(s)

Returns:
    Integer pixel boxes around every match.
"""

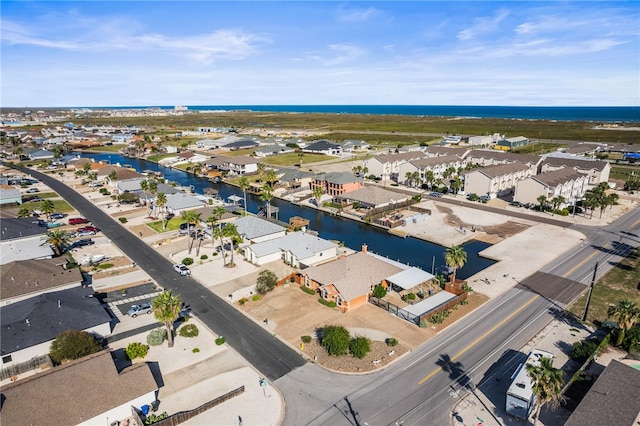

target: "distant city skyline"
[2,1,638,107]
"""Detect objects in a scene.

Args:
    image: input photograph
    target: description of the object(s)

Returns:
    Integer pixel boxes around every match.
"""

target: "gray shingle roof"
[165,193,206,211]
[305,140,341,151]
[531,168,583,187]
[542,156,609,171]
[409,154,462,168]
[0,351,157,425]
[373,151,427,164]
[1,258,82,301]
[316,171,360,185]
[234,216,286,240]
[465,162,530,178]
[0,286,112,355]
[565,360,640,426]
[249,232,337,261]
[0,218,46,241]
[337,186,410,206]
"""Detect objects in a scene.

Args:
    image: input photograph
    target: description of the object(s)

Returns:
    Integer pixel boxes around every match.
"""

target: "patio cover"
[386,267,435,291]
[403,291,456,316]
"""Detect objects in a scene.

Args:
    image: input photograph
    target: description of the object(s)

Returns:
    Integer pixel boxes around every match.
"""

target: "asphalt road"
[25,167,306,381]
[277,205,640,426]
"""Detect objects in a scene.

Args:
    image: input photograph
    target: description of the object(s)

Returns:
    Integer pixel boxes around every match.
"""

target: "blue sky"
[2,1,638,107]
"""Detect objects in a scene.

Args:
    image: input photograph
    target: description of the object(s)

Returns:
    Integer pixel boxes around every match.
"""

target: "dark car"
[77,226,100,233]
[50,213,66,220]
[73,239,95,248]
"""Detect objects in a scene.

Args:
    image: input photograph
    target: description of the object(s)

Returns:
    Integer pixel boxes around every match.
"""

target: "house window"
[305,276,310,287]
[2,355,12,364]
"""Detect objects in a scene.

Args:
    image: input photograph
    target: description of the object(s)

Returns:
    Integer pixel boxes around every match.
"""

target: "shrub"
[372,284,387,299]
[255,270,278,295]
[349,336,372,359]
[428,310,451,324]
[49,330,102,365]
[145,412,168,425]
[402,292,416,301]
[95,263,114,269]
[569,339,598,361]
[301,286,316,295]
[179,324,199,338]
[321,325,351,356]
[386,337,398,347]
[125,342,149,360]
[318,298,336,308]
[215,336,226,345]
[252,295,261,301]
[212,251,218,256]
[460,299,469,306]
[192,348,200,353]
[182,257,194,266]
[419,319,429,328]
[462,284,474,293]
[238,297,248,306]
[301,335,312,344]
[200,254,208,260]
[147,328,167,346]
[119,217,128,223]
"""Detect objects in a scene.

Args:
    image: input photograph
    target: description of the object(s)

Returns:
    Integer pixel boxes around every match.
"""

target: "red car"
[77,226,100,233]
[69,217,90,225]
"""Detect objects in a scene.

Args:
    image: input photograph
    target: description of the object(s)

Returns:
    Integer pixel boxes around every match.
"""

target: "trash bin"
[141,405,150,416]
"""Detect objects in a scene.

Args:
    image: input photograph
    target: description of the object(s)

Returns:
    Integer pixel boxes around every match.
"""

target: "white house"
[303,140,343,156]
[540,156,611,186]
[514,168,589,207]
[462,162,532,198]
[398,154,467,187]
[234,216,287,244]
[244,231,339,267]
[364,152,427,181]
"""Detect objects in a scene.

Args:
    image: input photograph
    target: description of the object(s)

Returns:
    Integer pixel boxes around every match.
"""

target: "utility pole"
[582,262,598,322]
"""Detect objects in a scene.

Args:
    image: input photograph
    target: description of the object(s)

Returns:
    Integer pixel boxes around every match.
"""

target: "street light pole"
[582,262,598,322]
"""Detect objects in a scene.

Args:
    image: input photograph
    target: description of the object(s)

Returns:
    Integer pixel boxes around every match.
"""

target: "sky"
[1,1,639,107]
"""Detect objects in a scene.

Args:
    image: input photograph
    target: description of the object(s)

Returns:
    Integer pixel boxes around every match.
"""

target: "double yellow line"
[418,294,539,385]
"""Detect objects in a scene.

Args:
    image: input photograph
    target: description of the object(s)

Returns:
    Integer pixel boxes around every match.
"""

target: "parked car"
[429,192,443,198]
[37,220,63,228]
[127,303,153,317]
[77,226,100,233]
[26,196,44,203]
[76,230,97,237]
[50,213,66,220]
[179,223,196,236]
[88,181,103,188]
[69,217,90,225]
[173,264,191,276]
[479,195,490,203]
[72,238,95,248]
[26,187,40,193]
[509,201,524,208]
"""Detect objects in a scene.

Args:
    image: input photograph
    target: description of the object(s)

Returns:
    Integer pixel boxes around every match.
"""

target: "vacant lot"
[569,247,640,325]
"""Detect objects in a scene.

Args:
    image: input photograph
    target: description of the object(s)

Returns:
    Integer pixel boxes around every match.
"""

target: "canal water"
[79,153,495,279]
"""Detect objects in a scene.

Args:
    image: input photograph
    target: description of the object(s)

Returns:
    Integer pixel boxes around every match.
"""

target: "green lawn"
[146,153,178,163]
[262,152,330,166]
[147,217,184,232]
[568,247,640,325]
[511,142,567,155]
[610,165,640,182]
[84,145,123,153]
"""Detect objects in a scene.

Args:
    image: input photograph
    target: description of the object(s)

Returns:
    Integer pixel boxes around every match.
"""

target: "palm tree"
[211,205,227,253]
[39,199,55,221]
[525,356,564,425]
[265,169,278,187]
[212,225,226,265]
[261,183,274,217]
[148,180,158,216]
[297,152,304,167]
[42,229,71,257]
[424,170,435,190]
[450,176,462,196]
[257,163,266,182]
[312,185,324,206]
[238,176,250,214]
[155,192,168,229]
[537,195,548,212]
[108,169,117,182]
[140,179,149,206]
[444,245,467,283]
[181,210,201,254]
[17,206,31,218]
[550,195,565,216]
[608,299,640,346]
[82,162,92,175]
[152,290,182,348]
[223,223,241,268]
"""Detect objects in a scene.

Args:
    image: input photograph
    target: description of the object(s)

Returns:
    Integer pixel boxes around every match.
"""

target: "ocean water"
[97,105,640,122]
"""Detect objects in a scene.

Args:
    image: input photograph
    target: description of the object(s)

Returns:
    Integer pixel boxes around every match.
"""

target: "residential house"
[234,216,287,244]
[97,165,145,182]
[540,156,610,186]
[204,155,259,176]
[303,140,343,156]
[514,168,589,208]
[467,135,495,146]
[195,138,222,149]
[495,136,530,151]
[297,245,405,312]
[398,144,426,153]
[0,218,53,265]
[0,350,158,426]
[565,360,640,426]
[0,184,22,206]
[244,231,339,267]
[462,162,532,198]
[0,286,112,366]
[341,139,370,152]
[164,193,206,214]
[254,144,296,158]
[111,134,134,144]
[278,169,315,191]
[1,257,83,306]
[465,150,542,174]
[222,139,260,151]
[398,154,467,187]
[364,152,427,181]
[28,149,55,161]
[424,145,470,158]
[336,186,411,210]
[115,178,180,204]
[311,172,364,197]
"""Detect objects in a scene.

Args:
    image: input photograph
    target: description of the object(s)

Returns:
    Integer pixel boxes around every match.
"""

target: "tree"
[39,199,55,221]
[349,336,372,359]
[550,195,565,215]
[265,169,278,186]
[148,179,158,216]
[321,325,350,356]
[17,206,31,218]
[140,179,149,205]
[536,195,548,212]
[450,176,462,195]
[312,185,324,206]
[372,284,387,299]
[50,330,102,365]
[42,228,71,256]
[223,223,241,267]
[152,290,182,348]
[255,269,278,294]
[424,170,435,190]
[526,356,564,425]
[261,183,274,217]
[444,245,467,283]
[207,205,228,258]
[82,162,92,175]
[156,192,168,229]
[181,210,201,254]
[608,299,640,346]
[108,169,117,182]
[238,176,250,214]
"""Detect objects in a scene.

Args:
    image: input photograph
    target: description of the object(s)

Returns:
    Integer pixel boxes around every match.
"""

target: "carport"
[386,267,435,294]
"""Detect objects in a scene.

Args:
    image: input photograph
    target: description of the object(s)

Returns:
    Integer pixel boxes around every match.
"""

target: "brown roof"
[565,360,640,426]
[542,156,609,172]
[1,258,83,301]
[305,251,403,301]
[0,351,158,425]
[425,146,468,157]
[531,168,583,187]
[466,150,541,165]
[409,154,462,168]
[96,166,145,180]
[466,162,530,178]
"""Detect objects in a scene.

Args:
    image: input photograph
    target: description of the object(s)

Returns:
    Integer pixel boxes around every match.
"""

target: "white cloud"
[457,9,509,41]
[336,5,380,22]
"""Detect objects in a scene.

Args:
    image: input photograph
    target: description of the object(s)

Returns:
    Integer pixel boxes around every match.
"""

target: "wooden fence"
[151,386,245,426]
[0,355,53,381]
